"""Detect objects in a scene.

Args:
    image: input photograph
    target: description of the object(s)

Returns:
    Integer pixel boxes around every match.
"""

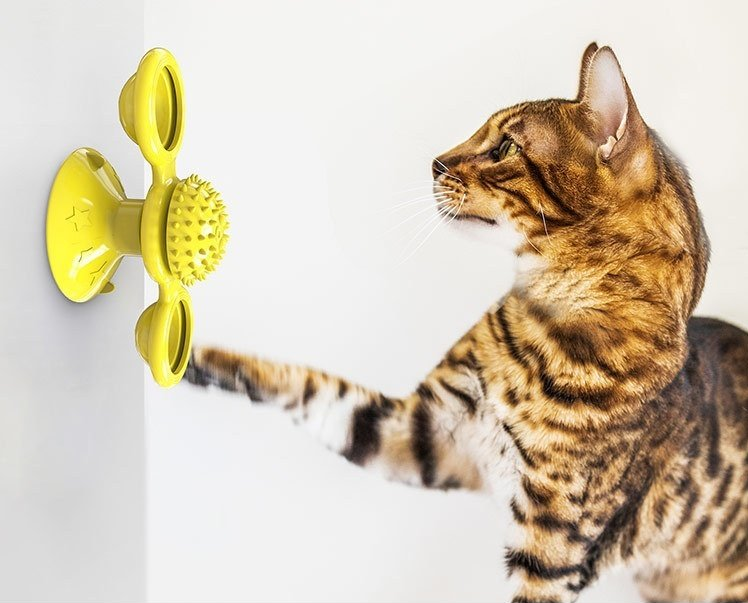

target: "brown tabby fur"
[186,44,748,602]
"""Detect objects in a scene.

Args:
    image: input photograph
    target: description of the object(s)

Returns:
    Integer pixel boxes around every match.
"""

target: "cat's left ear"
[579,46,644,162]
[576,42,599,100]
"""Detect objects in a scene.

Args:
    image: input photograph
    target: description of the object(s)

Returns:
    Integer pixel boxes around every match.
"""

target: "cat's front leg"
[506,532,591,602]
[503,462,649,603]
[503,472,600,603]
[186,346,486,491]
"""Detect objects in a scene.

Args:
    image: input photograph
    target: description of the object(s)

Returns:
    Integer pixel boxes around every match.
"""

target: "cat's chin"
[447,215,523,251]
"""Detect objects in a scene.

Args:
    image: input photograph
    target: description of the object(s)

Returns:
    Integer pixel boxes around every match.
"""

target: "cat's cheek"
[447,218,524,251]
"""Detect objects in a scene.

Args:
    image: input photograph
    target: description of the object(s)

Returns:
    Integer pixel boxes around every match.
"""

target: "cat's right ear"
[578,46,645,162]
[576,42,599,100]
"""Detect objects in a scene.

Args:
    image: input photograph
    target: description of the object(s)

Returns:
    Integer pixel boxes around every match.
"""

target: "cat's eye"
[490,137,521,162]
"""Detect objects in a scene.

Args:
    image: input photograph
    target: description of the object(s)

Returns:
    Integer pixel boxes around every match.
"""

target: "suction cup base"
[46,148,140,302]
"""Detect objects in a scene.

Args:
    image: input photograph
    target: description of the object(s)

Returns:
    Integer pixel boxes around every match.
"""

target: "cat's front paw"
[184,346,213,387]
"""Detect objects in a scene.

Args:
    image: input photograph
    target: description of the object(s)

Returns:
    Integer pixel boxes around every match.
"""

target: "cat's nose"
[432,159,447,180]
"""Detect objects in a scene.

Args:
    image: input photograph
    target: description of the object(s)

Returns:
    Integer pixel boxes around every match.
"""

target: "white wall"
[0,2,146,601]
[145,1,748,602]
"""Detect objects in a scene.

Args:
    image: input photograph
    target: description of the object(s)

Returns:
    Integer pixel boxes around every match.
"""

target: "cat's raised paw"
[184,347,212,387]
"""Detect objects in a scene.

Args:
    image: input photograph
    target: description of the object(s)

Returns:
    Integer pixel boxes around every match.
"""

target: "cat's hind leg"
[635,560,748,603]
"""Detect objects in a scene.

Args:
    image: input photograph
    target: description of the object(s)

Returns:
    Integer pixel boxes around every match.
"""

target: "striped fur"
[186,44,748,602]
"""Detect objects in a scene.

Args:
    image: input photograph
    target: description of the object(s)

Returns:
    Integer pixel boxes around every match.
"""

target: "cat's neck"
[511,244,688,324]
[510,206,696,324]
[508,242,693,400]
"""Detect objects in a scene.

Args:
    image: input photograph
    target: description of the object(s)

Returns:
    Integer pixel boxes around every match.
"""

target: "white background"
[145,1,748,601]
[3,1,743,602]
[0,1,145,600]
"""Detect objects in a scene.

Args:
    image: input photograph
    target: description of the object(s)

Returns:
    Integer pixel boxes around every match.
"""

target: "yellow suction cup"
[46,48,229,387]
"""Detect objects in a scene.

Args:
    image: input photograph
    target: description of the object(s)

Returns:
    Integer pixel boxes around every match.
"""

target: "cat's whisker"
[397,208,445,261]
[397,218,443,265]
[384,198,452,235]
[437,195,460,219]
[385,175,452,189]
[390,183,452,195]
[539,205,549,238]
[397,193,464,264]
[392,190,452,203]
[382,192,451,213]
[438,200,457,223]
[439,197,464,236]
[435,169,464,185]
[398,203,452,265]
[433,160,464,185]
[522,227,545,258]
[538,203,553,249]
[533,202,557,255]
[379,197,454,218]
[447,194,466,226]
[377,197,450,218]
[433,157,453,176]
[426,153,459,181]
[438,194,463,223]
[409,143,451,171]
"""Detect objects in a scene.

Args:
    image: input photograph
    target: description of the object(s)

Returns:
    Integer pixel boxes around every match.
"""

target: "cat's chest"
[474,390,583,493]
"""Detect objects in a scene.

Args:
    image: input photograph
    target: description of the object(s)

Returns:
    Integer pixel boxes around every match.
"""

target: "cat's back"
[650,316,748,486]
[636,317,748,600]
[688,315,748,351]
[688,316,748,404]
[685,316,748,433]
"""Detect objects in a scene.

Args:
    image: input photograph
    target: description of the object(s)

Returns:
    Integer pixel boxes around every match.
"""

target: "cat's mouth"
[433,181,523,249]
[433,180,467,217]
[434,188,499,227]
[452,214,498,226]
[434,177,502,227]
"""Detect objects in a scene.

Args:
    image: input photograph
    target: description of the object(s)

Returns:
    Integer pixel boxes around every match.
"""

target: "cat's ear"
[576,42,599,100]
[579,46,642,161]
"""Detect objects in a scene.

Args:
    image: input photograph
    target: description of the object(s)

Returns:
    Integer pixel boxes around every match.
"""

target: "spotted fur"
[186,44,748,602]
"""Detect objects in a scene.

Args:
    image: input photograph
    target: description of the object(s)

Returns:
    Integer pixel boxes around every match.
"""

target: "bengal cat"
[185,44,748,603]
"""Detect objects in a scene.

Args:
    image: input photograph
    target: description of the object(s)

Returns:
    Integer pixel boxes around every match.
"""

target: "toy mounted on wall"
[46,48,229,387]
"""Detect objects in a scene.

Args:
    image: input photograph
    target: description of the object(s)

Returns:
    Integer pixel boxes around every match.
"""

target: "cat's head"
[433,43,701,257]
[433,43,711,319]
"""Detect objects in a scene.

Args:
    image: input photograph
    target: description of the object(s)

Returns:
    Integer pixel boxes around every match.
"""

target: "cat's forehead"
[490,100,569,132]
[488,100,573,155]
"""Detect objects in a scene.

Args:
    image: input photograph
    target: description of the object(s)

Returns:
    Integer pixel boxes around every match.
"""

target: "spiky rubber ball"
[166,174,229,286]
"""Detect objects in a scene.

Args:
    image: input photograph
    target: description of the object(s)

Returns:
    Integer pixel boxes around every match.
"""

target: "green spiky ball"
[166,174,229,286]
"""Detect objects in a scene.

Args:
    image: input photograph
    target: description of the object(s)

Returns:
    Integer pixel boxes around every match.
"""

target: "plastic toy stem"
[152,163,177,186]
[113,199,144,255]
